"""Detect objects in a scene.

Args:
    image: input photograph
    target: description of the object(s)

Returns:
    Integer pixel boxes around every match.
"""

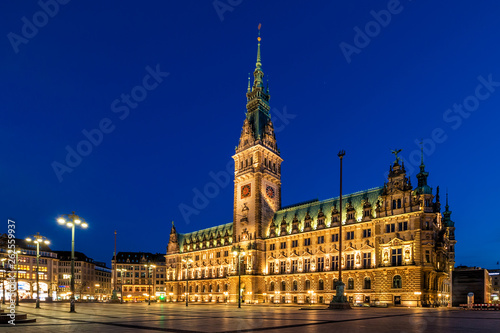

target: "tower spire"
[247,74,251,93]
[256,23,262,71]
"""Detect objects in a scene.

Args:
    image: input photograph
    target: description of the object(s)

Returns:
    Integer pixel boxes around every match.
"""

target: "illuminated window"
[393,275,402,289]
[293,280,298,291]
[364,277,371,289]
[346,254,354,269]
[291,260,297,273]
[280,261,286,274]
[347,278,354,290]
[331,256,339,271]
[269,262,275,274]
[398,221,408,231]
[391,249,402,266]
[303,259,311,272]
[363,253,371,268]
[317,257,324,272]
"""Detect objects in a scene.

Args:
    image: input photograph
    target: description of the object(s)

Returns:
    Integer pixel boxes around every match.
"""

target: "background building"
[112,252,166,302]
[0,234,59,301]
[163,36,456,307]
[489,268,499,303]
[55,251,112,301]
[452,266,492,306]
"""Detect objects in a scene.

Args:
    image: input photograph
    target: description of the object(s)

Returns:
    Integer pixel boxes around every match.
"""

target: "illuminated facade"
[112,252,167,302]
[164,35,457,307]
[56,251,112,301]
[0,235,58,301]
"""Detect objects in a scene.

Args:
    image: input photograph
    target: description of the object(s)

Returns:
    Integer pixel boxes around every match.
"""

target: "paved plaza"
[1,302,499,332]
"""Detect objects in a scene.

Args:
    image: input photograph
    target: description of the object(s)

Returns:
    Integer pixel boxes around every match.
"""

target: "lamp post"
[8,250,21,306]
[25,233,50,309]
[116,268,127,303]
[0,258,6,305]
[57,212,88,313]
[144,262,156,305]
[182,256,193,307]
[232,245,245,308]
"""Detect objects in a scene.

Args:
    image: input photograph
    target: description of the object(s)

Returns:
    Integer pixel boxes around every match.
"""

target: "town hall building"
[163,33,456,307]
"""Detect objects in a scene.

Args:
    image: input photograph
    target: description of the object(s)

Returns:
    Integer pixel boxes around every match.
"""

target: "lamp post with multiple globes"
[25,233,50,309]
[57,212,88,313]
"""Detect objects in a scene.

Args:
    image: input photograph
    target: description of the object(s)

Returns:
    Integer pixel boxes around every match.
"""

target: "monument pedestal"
[328,281,351,310]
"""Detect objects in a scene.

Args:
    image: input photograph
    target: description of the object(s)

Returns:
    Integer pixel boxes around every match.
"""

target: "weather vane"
[391,149,402,163]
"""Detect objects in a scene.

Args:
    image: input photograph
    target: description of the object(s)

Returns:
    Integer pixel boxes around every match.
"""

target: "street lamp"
[116,268,127,303]
[182,256,193,307]
[232,245,245,308]
[0,258,6,306]
[7,250,22,306]
[57,212,88,313]
[25,233,50,309]
[144,263,156,305]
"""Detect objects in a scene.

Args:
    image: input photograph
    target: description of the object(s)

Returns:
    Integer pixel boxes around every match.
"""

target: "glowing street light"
[25,233,50,309]
[232,245,246,308]
[144,262,156,305]
[181,256,193,307]
[57,212,88,313]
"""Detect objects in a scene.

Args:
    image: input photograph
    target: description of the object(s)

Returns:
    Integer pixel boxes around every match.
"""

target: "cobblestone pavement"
[1,302,499,332]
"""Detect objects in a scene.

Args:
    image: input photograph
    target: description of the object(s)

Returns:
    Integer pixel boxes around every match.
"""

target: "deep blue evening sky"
[1,1,499,269]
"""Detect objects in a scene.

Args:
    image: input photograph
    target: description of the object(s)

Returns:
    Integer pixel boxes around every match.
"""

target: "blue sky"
[1,0,499,269]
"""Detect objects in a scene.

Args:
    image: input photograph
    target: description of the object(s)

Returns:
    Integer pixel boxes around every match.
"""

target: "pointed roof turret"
[414,143,432,195]
[443,191,454,227]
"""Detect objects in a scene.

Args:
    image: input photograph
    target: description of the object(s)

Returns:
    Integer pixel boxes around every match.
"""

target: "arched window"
[195,285,199,293]
[224,283,229,291]
[347,278,354,290]
[318,279,324,290]
[364,277,371,289]
[171,286,174,292]
[209,284,212,292]
[216,284,220,292]
[270,282,274,291]
[281,281,286,291]
[189,285,193,293]
[293,280,298,291]
[393,275,402,289]
[305,280,311,290]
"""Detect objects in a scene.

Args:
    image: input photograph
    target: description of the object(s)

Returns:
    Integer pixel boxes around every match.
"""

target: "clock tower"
[232,30,282,248]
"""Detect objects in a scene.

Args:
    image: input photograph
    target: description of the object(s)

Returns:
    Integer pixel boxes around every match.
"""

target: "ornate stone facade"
[164,34,456,307]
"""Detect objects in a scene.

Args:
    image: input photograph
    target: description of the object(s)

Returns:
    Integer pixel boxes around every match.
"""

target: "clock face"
[241,184,251,198]
[266,185,275,199]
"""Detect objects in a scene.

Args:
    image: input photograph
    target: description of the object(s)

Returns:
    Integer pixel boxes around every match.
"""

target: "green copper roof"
[271,187,384,234]
[177,222,233,253]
